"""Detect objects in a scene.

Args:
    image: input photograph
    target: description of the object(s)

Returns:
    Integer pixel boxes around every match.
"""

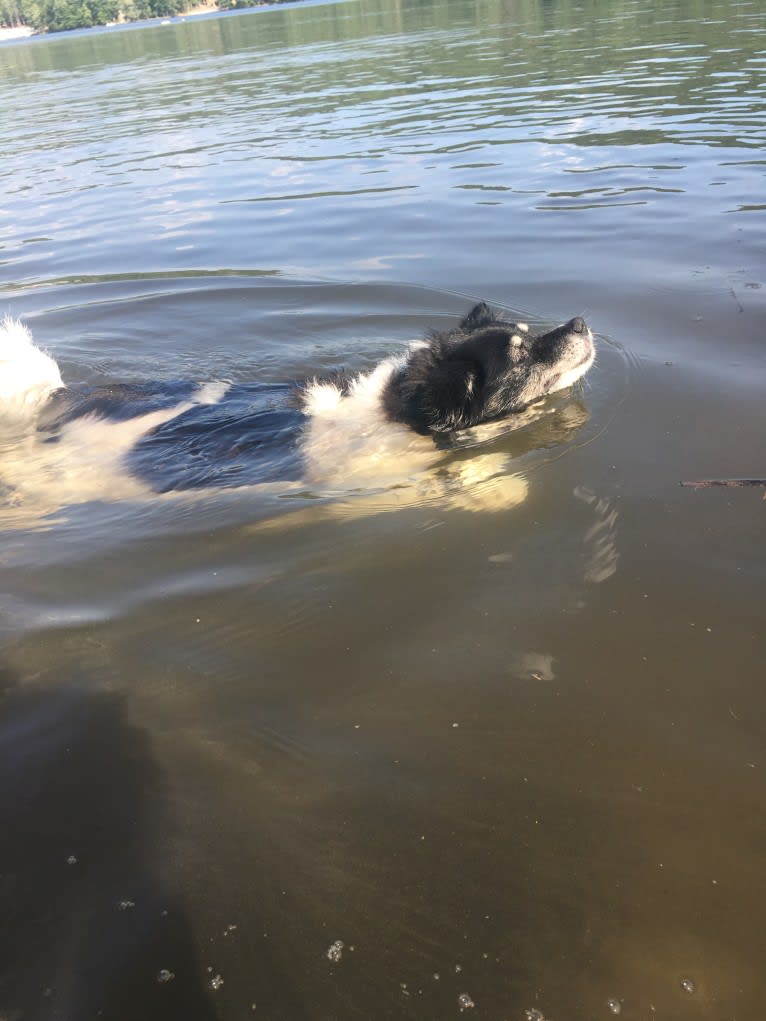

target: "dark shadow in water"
[0,667,216,1021]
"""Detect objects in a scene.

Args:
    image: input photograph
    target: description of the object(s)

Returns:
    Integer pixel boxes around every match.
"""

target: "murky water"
[1,0,765,1018]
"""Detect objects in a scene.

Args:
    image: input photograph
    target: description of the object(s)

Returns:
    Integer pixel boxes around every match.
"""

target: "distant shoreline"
[0,0,286,40]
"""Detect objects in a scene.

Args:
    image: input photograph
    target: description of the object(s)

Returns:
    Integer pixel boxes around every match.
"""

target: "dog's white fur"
[0,317,63,417]
[300,353,441,487]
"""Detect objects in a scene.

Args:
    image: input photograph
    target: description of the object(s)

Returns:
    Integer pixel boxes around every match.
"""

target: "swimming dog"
[0,304,594,508]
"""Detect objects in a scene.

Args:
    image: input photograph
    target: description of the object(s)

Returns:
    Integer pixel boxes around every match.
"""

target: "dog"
[0,304,594,512]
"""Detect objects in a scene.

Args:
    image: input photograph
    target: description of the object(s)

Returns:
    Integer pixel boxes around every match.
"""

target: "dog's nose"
[571,316,586,334]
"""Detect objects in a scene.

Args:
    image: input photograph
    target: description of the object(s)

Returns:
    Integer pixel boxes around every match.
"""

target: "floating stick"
[680,478,766,489]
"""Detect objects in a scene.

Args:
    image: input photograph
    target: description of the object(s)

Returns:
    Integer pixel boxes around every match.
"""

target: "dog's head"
[384,303,595,434]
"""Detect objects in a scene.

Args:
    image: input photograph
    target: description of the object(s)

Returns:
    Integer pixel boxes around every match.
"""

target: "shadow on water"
[0,666,216,1021]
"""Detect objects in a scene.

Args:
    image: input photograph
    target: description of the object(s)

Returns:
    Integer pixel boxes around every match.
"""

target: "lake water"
[1,0,765,1018]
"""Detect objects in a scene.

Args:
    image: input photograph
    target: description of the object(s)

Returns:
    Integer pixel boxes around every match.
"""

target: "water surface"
[1,0,765,1018]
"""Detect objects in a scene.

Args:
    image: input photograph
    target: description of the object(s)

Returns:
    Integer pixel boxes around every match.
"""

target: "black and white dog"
[0,304,594,506]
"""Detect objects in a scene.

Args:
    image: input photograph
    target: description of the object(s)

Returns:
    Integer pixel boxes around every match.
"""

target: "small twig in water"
[680,478,766,489]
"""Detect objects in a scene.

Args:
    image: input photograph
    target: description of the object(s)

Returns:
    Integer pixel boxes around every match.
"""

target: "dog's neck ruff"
[302,355,404,421]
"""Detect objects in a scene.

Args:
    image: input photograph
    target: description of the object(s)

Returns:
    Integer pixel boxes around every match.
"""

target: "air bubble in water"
[680,977,695,994]
[326,940,344,963]
[210,974,224,991]
[458,992,475,1011]
[525,1010,545,1021]
[606,998,621,1014]
[157,969,175,984]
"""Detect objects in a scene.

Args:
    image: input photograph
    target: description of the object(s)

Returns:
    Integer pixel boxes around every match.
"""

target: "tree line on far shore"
[1,0,261,33]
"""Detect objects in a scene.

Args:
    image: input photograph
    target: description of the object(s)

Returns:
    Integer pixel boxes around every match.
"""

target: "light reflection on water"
[1,0,765,1018]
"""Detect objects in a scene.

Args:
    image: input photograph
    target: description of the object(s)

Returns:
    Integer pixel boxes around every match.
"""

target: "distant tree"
[40,0,93,28]
[24,0,43,21]
[146,0,185,15]
[0,0,25,24]
[90,0,119,21]
[120,0,151,20]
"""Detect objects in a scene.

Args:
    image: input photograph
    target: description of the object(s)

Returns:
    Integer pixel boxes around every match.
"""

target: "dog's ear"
[458,302,497,332]
[385,344,485,434]
[413,355,483,433]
